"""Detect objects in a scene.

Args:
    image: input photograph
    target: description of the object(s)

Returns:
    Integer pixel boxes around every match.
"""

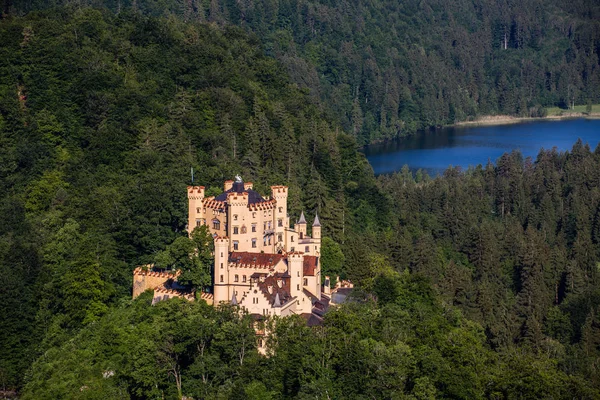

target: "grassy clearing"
[546,104,600,116]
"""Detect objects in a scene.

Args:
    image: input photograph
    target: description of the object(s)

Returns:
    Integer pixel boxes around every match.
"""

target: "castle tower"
[271,186,288,250]
[296,211,307,239]
[226,189,249,252]
[312,213,321,241]
[187,186,205,234]
[288,252,304,303]
[214,237,230,303]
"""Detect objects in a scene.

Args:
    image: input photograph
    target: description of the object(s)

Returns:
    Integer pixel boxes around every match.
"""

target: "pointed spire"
[273,292,281,307]
[231,291,238,305]
[298,211,307,224]
[312,212,321,227]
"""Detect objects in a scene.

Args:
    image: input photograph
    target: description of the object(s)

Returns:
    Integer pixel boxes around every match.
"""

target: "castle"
[134,177,332,322]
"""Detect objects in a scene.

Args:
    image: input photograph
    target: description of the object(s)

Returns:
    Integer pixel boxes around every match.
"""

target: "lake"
[363,118,600,175]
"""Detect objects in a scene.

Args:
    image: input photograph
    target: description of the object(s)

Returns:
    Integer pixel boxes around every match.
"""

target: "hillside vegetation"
[2,5,600,399]
[6,0,600,144]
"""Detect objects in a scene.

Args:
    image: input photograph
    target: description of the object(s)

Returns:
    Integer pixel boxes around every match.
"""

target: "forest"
[4,0,600,144]
[2,2,600,399]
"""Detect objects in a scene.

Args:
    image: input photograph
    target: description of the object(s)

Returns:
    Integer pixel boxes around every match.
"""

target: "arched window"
[220,275,224,282]
[234,275,239,282]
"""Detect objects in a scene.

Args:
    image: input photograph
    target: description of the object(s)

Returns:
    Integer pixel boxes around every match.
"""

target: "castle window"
[279,207,283,213]
[197,207,201,213]
[258,338,263,347]
[243,275,247,283]
[253,212,256,218]
[291,236,294,242]
[252,224,256,232]
[241,226,247,234]
[220,263,223,269]
[278,219,283,227]
[233,241,239,250]
[268,237,271,245]
[196,219,201,227]
[315,246,317,251]
[304,278,308,286]
[268,221,271,229]
[220,275,223,283]
[299,232,303,239]
[305,246,309,252]
[233,214,238,221]
[233,227,239,235]
[263,223,266,230]
[252,238,257,248]
[212,219,220,230]
[297,284,300,290]
[235,275,239,282]
[291,247,295,252]
[264,237,267,246]
[278,233,282,242]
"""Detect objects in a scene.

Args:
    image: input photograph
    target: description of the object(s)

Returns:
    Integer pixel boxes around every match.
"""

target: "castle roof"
[214,180,268,204]
[229,251,284,268]
[313,213,321,227]
[298,211,307,224]
[255,272,293,307]
[303,255,318,276]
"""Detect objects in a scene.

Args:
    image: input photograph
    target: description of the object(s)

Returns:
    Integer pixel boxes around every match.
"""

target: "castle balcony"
[263,229,274,235]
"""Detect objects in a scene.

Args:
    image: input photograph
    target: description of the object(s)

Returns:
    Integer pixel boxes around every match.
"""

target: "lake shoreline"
[453,113,600,128]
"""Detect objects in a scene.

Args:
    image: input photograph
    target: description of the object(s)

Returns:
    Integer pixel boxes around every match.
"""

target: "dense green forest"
[4,0,600,144]
[3,4,600,399]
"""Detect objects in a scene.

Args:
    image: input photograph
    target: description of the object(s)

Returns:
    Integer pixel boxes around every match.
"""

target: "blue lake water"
[363,119,600,175]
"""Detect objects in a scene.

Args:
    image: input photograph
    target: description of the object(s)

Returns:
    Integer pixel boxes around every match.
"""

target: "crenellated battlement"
[133,266,180,279]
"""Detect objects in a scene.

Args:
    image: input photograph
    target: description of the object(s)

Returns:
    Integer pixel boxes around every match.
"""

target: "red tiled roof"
[229,252,284,269]
[303,255,318,276]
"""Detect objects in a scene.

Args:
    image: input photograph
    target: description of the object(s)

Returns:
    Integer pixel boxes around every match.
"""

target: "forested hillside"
[3,4,600,399]
[5,0,600,144]
[0,8,381,390]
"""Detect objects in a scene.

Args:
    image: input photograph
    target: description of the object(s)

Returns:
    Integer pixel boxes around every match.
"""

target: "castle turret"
[214,237,230,303]
[296,211,307,239]
[312,213,321,241]
[187,186,205,234]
